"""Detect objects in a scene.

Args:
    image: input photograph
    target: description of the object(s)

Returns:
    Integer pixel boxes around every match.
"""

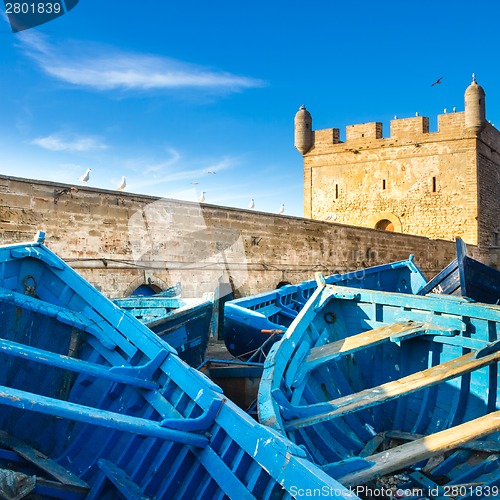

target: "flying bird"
[249,198,255,209]
[117,176,127,191]
[278,203,285,215]
[199,191,206,203]
[78,168,91,183]
[190,181,199,185]
[207,171,216,175]
[431,77,443,87]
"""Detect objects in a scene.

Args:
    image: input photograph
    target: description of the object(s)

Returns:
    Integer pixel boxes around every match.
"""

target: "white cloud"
[17,32,265,93]
[129,153,239,190]
[31,133,108,152]
[143,148,181,175]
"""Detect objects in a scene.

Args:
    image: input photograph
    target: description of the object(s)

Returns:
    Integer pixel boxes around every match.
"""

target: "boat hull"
[418,237,500,304]
[225,258,427,360]
[0,235,356,499]
[113,295,213,367]
[259,277,500,498]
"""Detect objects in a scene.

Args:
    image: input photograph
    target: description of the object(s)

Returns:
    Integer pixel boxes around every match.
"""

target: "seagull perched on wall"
[117,176,126,191]
[278,203,285,215]
[249,198,255,209]
[78,168,91,183]
[199,191,206,203]
[431,77,443,87]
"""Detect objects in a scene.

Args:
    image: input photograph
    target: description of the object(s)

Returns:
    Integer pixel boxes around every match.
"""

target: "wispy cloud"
[129,153,239,190]
[17,32,265,93]
[31,132,108,152]
[143,148,181,175]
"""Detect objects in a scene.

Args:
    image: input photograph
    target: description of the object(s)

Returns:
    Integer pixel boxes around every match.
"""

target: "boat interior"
[259,279,500,496]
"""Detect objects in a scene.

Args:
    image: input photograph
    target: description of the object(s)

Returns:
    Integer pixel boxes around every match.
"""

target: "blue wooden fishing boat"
[224,257,427,360]
[418,237,500,305]
[0,233,355,499]
[259,274,500,498]
[113,292,214,367]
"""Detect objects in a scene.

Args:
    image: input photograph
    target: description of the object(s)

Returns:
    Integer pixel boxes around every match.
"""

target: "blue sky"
[1,0,499,216]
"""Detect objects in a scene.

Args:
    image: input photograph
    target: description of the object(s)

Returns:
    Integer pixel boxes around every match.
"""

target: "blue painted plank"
[0,385,209,447]
[0,432,88,489]
[96,459,151,500]
[0,287,115,350]
[0,338,159,390]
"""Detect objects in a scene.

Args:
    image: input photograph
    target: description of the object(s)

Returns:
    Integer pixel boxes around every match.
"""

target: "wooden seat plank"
[286,349,500,430]
[256,304,282,318]
[339,410,500,486]
[306,321,426,366]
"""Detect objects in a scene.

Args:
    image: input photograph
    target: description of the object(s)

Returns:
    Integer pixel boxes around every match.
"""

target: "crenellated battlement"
[310,112,469,150]
[346,122,383,141]
[390,116,429,138]
[313,128,341,146]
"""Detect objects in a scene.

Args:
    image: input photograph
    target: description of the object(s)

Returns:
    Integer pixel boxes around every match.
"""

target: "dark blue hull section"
[113,296,213,367]
[225,258,427,360]
[418,237,500,304]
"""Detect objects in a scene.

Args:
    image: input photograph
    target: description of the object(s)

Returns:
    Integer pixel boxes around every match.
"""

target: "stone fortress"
[295,76,500,258]
[1,78,499,300]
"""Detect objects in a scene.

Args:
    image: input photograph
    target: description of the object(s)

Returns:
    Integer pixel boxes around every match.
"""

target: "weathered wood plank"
[385,430,500,453]
[306,321,426,365]
[286,349,500,430]
[96,459,150,500]
[339,410,500,486]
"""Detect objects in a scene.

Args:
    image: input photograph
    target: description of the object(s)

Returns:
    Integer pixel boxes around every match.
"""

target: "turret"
[294,105,313,155]
[465,74,486,134]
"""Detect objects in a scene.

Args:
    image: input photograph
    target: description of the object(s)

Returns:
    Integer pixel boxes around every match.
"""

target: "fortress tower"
[464,74,486,133]
[297,76,500,257]
[294,105,313,154]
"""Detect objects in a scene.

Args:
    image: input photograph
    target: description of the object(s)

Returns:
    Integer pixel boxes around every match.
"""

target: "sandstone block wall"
[303,111,500,249]
[476,125,500,254]
[0,174,464,298]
